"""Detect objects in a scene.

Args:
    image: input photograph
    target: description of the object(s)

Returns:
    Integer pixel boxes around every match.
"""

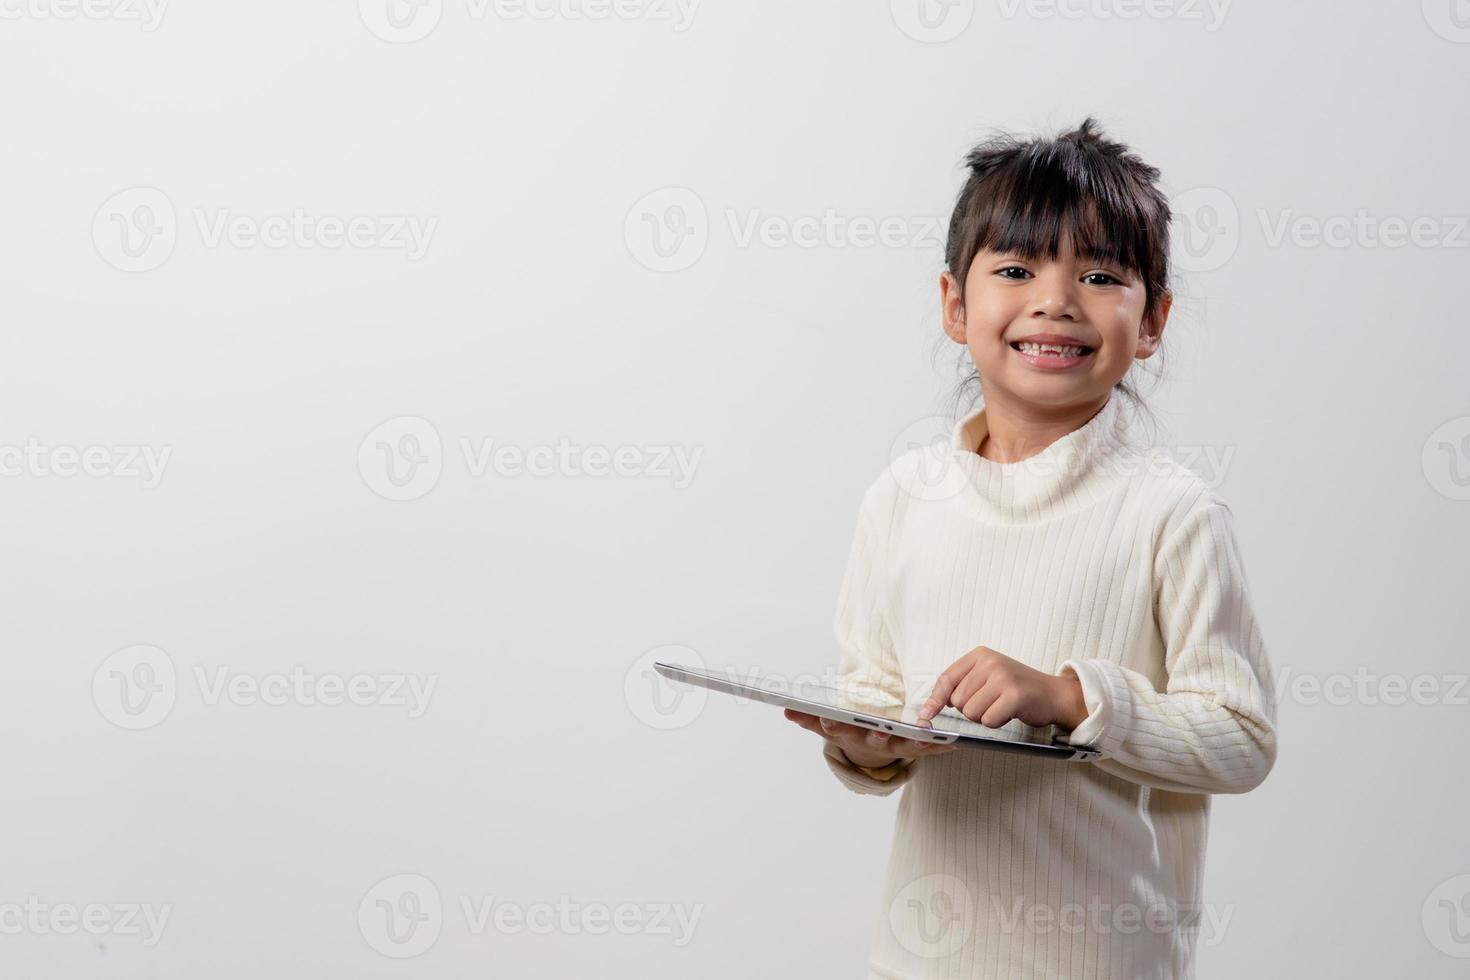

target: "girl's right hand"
[783,708,961,768]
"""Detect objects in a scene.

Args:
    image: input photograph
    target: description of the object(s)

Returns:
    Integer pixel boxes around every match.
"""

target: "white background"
[1,0,1468,976]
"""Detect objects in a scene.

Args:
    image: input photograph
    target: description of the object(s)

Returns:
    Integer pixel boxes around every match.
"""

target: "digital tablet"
[653,661,1102,762]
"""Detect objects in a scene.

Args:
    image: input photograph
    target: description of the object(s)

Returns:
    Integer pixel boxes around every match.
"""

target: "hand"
[783,708,960,768]
[917,646,1088,730]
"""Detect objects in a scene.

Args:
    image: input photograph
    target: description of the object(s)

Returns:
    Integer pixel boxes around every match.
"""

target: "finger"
[948,673,982,712]
[863,729,893,752]
[960,680,1005,725]
[893,737,959,759]
[819,717,860,738]
[979,692,1020,729]
[890,732,942,751]
[946,652,1005,714]
[949,659,996,711]
[784,710,824,734]
[918,659,971,720]
[824,718,888,749]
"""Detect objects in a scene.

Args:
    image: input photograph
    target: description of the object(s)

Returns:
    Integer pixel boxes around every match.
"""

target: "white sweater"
[821,394,1279,980]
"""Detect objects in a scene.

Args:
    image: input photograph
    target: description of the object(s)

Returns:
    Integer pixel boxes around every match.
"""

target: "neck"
[975,393,1113,464]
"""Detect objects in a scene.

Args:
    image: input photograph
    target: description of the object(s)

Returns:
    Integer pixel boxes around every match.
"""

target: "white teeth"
[1017,342,1088,357]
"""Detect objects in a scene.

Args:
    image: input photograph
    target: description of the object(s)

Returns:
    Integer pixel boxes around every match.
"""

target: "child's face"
[940,237,1170,411]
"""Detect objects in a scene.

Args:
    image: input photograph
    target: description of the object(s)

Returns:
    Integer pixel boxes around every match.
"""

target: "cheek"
[1090,311,1144,358]
[962,289,1019,339]
[967,327,1012,364]
[1090,336,1131,370]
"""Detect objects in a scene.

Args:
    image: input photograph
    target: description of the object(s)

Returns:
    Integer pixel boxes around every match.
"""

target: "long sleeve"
[821,488,919,797]
[1056,501,1279,795]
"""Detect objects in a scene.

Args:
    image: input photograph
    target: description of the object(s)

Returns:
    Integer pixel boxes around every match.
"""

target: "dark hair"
[935,116,1174,434]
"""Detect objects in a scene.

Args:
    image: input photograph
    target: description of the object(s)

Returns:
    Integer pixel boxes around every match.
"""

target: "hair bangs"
[964,148,1156,279]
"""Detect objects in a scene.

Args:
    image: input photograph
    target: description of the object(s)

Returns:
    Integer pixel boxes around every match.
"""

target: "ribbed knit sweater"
[821,394,1279,980]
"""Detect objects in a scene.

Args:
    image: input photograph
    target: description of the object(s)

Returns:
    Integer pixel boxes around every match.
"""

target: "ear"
[940,271,967,344]
[1135,291,1172,359]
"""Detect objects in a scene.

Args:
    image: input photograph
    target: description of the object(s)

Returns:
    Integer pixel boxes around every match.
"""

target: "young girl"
[784,117,1279,979]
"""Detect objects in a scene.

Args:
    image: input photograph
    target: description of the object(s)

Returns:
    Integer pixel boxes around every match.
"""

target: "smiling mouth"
[1009,341,1095,357]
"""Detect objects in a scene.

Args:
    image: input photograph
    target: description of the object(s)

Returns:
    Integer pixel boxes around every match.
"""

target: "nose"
[1028,269,1079,320]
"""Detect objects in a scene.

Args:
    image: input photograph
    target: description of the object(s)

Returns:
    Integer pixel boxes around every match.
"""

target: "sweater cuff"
[1056,659,1123,755]
[853,756,906,781]
[822,741,916,795]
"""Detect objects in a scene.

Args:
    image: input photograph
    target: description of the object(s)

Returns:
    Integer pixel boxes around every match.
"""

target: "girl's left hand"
[917,646,1088,730]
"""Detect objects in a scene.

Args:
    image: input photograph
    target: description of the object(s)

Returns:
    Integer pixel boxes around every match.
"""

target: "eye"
[1083,272,1122,286]
[996,266,1030,280]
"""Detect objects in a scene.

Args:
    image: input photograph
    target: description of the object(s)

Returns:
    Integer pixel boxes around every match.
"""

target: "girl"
[784,117,1279,980]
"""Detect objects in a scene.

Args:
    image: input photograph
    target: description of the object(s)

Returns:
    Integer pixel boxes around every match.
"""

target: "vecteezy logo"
[358,416,444,501]
[1422,873,1470,957]
[92,187,178,272]
[1423,0,1470,42]
[890,0,974,43]
[1423,415,1470,501]
[623,187,708,272]
[889,873,975,959]
[358,0,443,42]
[888,414,973,503]
[1171,186,1239,273]
[358,873,443,958]
[92,644,178,730]
[623,645,707,730]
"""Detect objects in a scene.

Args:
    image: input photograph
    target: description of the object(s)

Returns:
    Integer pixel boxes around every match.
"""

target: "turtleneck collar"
[945,393,1144,524]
